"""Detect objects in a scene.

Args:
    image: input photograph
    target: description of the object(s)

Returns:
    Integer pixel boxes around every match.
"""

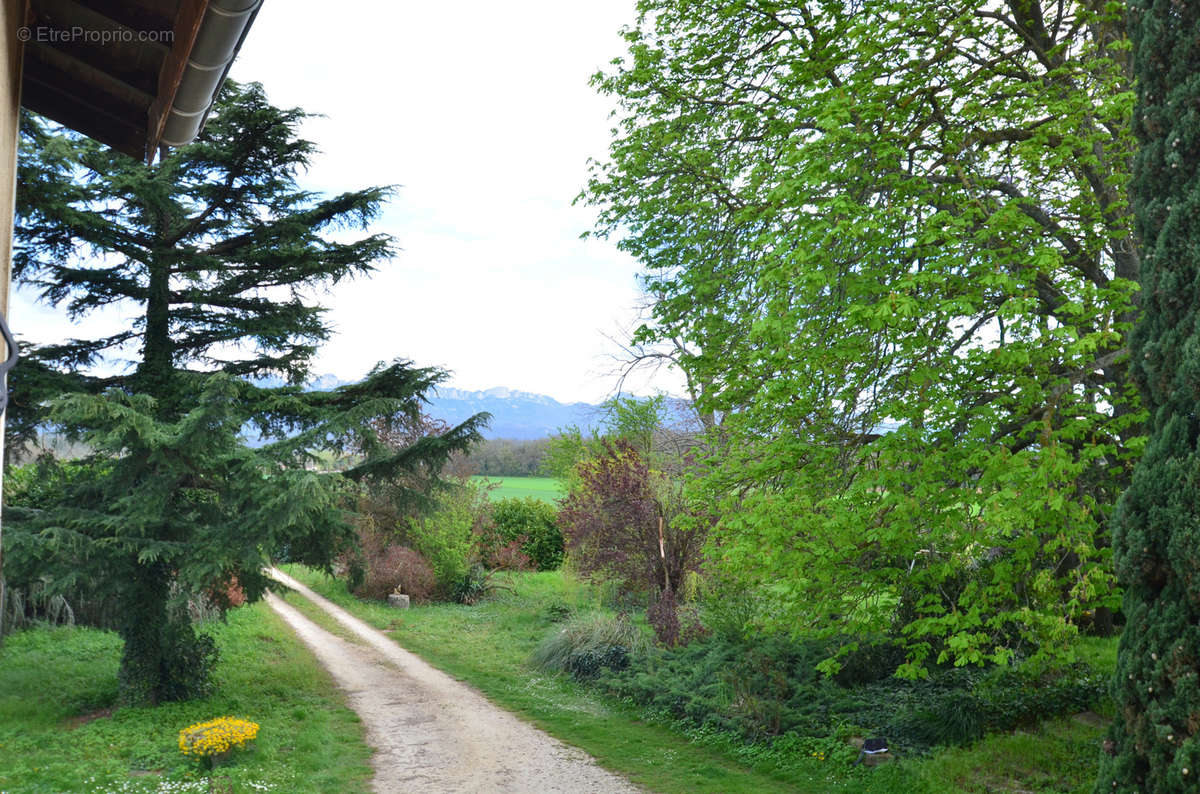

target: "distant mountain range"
[250,376,600,440]
[428,386,599,440]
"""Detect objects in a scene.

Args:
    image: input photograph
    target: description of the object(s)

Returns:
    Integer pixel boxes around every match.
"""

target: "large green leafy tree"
[1097,1,1200,789]
[2,82,486,702]
[587,0,1140,672]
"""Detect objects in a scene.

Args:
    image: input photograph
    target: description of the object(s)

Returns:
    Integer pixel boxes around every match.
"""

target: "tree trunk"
[116,566,218,705]
[116,571,171,705]
[136,254,174,404]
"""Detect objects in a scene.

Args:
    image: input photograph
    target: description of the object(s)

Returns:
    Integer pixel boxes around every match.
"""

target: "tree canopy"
[585,0,1140,672]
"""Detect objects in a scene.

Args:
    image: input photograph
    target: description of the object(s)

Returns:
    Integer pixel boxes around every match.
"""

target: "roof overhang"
[19,0,262,162]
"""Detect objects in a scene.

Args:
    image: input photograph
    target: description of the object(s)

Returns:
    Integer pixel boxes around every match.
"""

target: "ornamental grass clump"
[531,612,646,680]
[179,716,259,765]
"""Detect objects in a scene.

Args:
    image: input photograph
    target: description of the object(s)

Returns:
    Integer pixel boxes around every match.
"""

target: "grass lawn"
[0,602,372,794]
[908,715,1109,793]
[472,475,563,503]
[280,565,1112,793]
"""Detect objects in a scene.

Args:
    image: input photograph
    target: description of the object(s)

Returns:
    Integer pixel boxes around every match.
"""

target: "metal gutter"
[160,0,263,148]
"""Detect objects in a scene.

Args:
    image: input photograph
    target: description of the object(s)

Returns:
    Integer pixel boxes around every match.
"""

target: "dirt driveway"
[266,569,640,794]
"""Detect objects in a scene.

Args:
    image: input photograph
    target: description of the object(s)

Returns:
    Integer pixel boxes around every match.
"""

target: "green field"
[473,476,563,503]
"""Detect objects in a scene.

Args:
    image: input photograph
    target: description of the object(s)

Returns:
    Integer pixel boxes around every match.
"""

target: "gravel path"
[265,568,640,794]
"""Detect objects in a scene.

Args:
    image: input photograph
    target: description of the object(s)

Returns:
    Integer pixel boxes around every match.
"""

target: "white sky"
[12,0,687,404]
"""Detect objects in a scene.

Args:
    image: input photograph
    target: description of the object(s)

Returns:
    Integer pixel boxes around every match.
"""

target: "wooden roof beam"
[144,0,205,163]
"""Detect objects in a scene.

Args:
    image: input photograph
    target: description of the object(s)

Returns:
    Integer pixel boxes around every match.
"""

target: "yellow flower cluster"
[178,716,260,758]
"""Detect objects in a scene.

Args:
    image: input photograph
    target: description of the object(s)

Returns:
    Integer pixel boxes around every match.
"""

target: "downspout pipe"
[160,0,263,147]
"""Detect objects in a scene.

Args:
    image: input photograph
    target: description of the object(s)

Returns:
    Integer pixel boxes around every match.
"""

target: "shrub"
[677,604,711,646]
[489,497,564,571]
[597,630,1106,751]
[179,716,260,763]
[892,690,985,747]
[972,664,1107,730]
[355,545,436,602]
[486,540,533,572]
[648,587,680,647]
[559,440,708,598]
[408,479,492,596]
[605,633,839,739]
[832,638,908,687]
[531,612,646,680]
[878,665,1106,750]
[343,511,437,602]
[205,575,247,610]
[451,563,510,605]
[696,576,759,642]
[392,547,437,601]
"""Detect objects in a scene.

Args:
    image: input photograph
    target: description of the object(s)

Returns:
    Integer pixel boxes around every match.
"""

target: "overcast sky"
[12,0,688,404]
[229,0,669,404]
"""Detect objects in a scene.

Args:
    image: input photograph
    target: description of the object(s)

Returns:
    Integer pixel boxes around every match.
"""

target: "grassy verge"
[909,715,1108,793]
[290,564,1051,793]
[0,602,371,794]
[282,564,1116,794]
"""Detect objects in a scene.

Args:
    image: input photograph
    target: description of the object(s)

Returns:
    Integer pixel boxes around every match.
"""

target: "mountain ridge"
[428,385,599,440]
[254,374,601,440]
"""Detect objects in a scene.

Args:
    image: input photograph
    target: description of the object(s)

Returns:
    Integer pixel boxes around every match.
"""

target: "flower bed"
[179,717,260,765]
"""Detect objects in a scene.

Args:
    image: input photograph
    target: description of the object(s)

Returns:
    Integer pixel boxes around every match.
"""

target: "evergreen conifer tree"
[1098,1,1200,789]
[3,82,487,702]
[13,80,393,429]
